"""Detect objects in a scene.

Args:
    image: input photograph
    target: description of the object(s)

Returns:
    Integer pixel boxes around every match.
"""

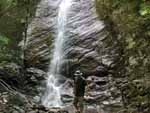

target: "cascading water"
[42,0,72,107]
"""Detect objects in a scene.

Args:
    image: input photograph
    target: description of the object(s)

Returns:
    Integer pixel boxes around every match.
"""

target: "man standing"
[73,70,86,113]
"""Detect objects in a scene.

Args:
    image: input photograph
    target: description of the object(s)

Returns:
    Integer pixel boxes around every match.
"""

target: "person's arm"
[81,75,86,80]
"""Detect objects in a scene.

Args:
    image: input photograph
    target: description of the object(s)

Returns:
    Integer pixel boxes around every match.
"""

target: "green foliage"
[96,0,150,112]
[0,34,9,45]
[0,0,13,8]
[0,0,17,14]
[0,0,39,64]
[0,34,16,63]
[140,2,150,16]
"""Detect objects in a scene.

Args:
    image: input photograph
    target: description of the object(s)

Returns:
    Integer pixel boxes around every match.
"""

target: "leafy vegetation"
[0,33,22,63]
[0,34,9,45]
[140,1,150,16]
[0,0,39,64]
[96,0,150,112]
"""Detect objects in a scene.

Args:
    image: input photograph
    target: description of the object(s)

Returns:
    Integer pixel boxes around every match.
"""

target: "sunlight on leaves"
[140,3,150,16]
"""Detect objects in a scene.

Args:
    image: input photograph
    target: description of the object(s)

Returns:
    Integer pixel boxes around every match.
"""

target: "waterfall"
[42,0,72,107]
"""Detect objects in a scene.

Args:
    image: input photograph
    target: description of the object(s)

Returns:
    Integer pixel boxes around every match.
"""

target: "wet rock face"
[23,67,47,96]
[25,0,120,73]
[25,0,122,110]
[24,0,58,70]
[61,0,119,76]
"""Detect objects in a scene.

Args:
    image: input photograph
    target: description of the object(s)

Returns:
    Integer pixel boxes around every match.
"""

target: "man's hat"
[74,70,83,76]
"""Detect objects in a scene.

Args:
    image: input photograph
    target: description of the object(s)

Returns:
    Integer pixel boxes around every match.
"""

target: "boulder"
[26,67,47,80]
[0,63,22,88]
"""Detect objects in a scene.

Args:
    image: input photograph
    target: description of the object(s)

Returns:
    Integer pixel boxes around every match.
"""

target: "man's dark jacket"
[74,76,86,97]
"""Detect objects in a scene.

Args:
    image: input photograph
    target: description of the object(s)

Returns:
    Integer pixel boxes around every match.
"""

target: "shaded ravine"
[42,0,73,107]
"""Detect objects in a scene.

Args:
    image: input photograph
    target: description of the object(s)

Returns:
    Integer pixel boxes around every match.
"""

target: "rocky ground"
[0,90,105,113]
[0,62,123,113]
[0,89,104,113]
[0,91,104,113]
[0,63,68,113]
[0,92,69,113]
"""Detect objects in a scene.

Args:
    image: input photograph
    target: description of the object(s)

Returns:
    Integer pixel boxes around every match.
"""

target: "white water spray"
[42,0,72,107]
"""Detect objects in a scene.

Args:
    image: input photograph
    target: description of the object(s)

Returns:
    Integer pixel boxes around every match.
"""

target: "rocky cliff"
[25,0,123,112]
